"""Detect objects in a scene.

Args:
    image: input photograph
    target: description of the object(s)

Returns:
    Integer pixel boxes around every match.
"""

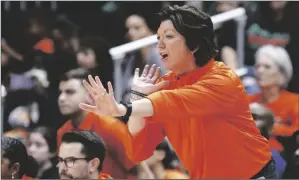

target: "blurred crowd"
[1,1,299,179]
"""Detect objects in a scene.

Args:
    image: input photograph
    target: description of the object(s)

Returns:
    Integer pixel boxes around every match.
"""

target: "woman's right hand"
[131,64,168,95]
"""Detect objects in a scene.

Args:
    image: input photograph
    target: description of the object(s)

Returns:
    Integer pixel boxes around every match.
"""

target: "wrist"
[119,104,127,117]
[130,93,144,102]
[119,101,132,117]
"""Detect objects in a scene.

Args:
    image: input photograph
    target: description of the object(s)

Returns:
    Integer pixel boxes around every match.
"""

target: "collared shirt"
[94,59,272,178]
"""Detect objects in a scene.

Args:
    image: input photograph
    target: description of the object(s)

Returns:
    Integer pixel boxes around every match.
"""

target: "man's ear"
[11,162,20,177]
[88,158,100,173]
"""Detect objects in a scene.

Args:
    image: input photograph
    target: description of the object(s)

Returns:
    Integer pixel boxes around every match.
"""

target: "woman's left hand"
[79,75,126,117]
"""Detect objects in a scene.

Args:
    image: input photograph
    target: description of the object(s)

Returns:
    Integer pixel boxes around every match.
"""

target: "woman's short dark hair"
[156,5,219,66]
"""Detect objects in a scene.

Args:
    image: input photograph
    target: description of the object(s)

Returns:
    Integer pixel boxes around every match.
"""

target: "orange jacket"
[93,59,271,178]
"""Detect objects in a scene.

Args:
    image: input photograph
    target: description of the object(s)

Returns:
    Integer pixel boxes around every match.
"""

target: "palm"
[80,75,123,117]
[132,64,167,95]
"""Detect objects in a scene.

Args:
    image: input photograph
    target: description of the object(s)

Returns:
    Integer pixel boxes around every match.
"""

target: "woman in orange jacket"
[80,5,276,179]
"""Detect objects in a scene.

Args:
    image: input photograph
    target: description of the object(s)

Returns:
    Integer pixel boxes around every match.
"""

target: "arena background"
[1,1,299,179]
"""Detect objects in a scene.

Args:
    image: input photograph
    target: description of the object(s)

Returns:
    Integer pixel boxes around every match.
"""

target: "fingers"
[83,80,97,97]
[107,81,114,97]
[147,64,156,79]
[134,68,140,79]
[88,75,100,89]
[79,103,97,112]
[95,76,105,90]
[152,67,161,83]
[141,65,150,77]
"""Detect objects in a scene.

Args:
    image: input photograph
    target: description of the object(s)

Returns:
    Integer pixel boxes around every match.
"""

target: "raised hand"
[132,64,168,95]
[79,75,125,117]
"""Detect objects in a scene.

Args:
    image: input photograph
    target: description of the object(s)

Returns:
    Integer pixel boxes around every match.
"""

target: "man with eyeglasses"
[57,130,112,179]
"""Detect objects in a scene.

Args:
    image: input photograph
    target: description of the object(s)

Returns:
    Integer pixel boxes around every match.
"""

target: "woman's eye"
[166,35,173,39]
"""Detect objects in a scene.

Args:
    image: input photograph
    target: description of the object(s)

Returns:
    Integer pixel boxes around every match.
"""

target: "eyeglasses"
[57,156,91,168]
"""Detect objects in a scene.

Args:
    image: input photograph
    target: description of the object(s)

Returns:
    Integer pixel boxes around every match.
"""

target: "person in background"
[222,2,299,93]
[141,139,189,179]
[57,130,112,179]
[80,5,275,179]
[250,103,286,178]
[123,13,167,90]
[57,68,135,178]
[248,45,299,153]
[1,136,38,179]
[27,126,59,179]
[76,36,114,88]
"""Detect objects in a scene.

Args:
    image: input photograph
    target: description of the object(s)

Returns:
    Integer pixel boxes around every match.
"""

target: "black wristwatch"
[120,101,132,119]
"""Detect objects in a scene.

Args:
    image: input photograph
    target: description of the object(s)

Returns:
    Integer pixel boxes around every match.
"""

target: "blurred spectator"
[123,13,167,92]
[76,36,114,88]
[57,68,135,178]
[2,67,56,132]
[3,128,30,144]
[1,136,38,179]
[250,103,286,178]
[58,130,112,179]
[248,45,299,153]
[222,2,299,93]
[27,126,59,179]
[140,139,189,179]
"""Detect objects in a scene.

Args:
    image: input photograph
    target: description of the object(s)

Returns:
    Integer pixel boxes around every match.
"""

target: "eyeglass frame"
[56,156,93,168]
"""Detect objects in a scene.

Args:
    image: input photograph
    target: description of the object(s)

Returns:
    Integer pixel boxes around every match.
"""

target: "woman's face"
[28,132,53,164]
[125,15,152,41]
[76,49,97,69]
[157,20,195,73]
[255,55,283,88]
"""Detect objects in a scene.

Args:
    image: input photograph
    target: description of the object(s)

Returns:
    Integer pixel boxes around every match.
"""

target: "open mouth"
[161,54,169,61]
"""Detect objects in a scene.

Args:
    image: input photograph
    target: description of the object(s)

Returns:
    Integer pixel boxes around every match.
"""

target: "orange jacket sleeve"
[147,73,243,123]
[93,114,165,163]
[93,116,135,170]
[273,104,299,136]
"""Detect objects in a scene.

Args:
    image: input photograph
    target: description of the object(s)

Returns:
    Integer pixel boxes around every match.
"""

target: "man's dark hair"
[1,136,37,177]
[60,68,90,82]
[156,5,219,66]
[61,130,106,171]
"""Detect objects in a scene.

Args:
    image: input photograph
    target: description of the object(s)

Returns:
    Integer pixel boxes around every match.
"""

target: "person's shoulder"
[57,120,72,135]
[203,61,242,87]
[281,90,299,104]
